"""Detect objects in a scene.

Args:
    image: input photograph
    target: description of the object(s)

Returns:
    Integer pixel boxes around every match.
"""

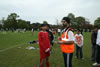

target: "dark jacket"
[47,30,54,46]
[91,31,97,45]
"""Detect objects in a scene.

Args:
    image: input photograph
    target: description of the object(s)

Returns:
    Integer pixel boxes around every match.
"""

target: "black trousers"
[76,45,83,58]
[91,45,96,60]
[63,53,73,67]
[96,45,100,64]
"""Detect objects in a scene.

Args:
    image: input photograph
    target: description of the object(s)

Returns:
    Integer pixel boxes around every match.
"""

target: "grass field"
[0,31,94,67]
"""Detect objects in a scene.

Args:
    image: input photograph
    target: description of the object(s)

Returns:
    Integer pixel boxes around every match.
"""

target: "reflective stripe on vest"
[61,28,74,53]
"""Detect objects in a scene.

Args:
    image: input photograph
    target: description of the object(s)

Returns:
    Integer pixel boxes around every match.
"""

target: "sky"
[0,0,100,24]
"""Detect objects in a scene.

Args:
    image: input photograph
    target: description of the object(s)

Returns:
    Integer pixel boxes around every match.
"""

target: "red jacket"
[39,31,50,51]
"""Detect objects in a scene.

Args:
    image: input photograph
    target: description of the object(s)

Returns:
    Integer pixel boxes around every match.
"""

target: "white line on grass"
[0,44,25,53]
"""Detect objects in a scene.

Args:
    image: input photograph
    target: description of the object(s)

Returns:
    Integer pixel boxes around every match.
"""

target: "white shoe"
[93,62,100,66]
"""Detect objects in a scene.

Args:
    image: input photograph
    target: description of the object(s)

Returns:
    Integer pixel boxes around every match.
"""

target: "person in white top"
[58,28,61,36]
[32,28,34,35]
[32,28,34,32]
[75,29,84,59]
[93,29,100,66]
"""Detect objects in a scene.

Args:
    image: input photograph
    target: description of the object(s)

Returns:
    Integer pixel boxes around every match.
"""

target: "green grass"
[0,31,94,67]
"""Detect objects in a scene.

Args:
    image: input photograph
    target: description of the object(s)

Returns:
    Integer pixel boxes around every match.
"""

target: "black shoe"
[91,58,95,61]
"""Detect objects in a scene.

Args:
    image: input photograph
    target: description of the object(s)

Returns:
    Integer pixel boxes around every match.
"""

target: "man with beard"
[57,17,75,67]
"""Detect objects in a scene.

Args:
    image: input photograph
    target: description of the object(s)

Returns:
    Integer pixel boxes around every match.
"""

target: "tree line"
[67,13,100,31]
[0,13,100,32]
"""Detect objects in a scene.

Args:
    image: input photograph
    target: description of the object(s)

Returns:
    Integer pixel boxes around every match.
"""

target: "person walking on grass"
[93,29,100,66]
[57,17,75,67]
[75,29,84,59]
[38,24,51,67]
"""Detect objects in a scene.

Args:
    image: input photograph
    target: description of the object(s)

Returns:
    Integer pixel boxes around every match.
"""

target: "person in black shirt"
[46,24,54,53]
[91,27,98,61]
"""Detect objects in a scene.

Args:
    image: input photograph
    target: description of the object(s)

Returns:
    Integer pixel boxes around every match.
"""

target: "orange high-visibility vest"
[61,28,74,53]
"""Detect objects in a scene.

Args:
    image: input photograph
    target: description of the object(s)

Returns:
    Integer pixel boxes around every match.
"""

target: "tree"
[26,21,31,30]
[17,19,30,29]
[94,17,100,28]
[3,20,10,29]
[5,13,19,30]
[43,21,48,24]
[31,22,41,30]
[67,13,77,29]
[75,16,86,29]
[67,13,75,21]
[0,24,2,29]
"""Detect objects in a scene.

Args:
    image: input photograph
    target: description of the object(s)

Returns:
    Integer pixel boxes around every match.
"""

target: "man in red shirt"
[38,24,50,67]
